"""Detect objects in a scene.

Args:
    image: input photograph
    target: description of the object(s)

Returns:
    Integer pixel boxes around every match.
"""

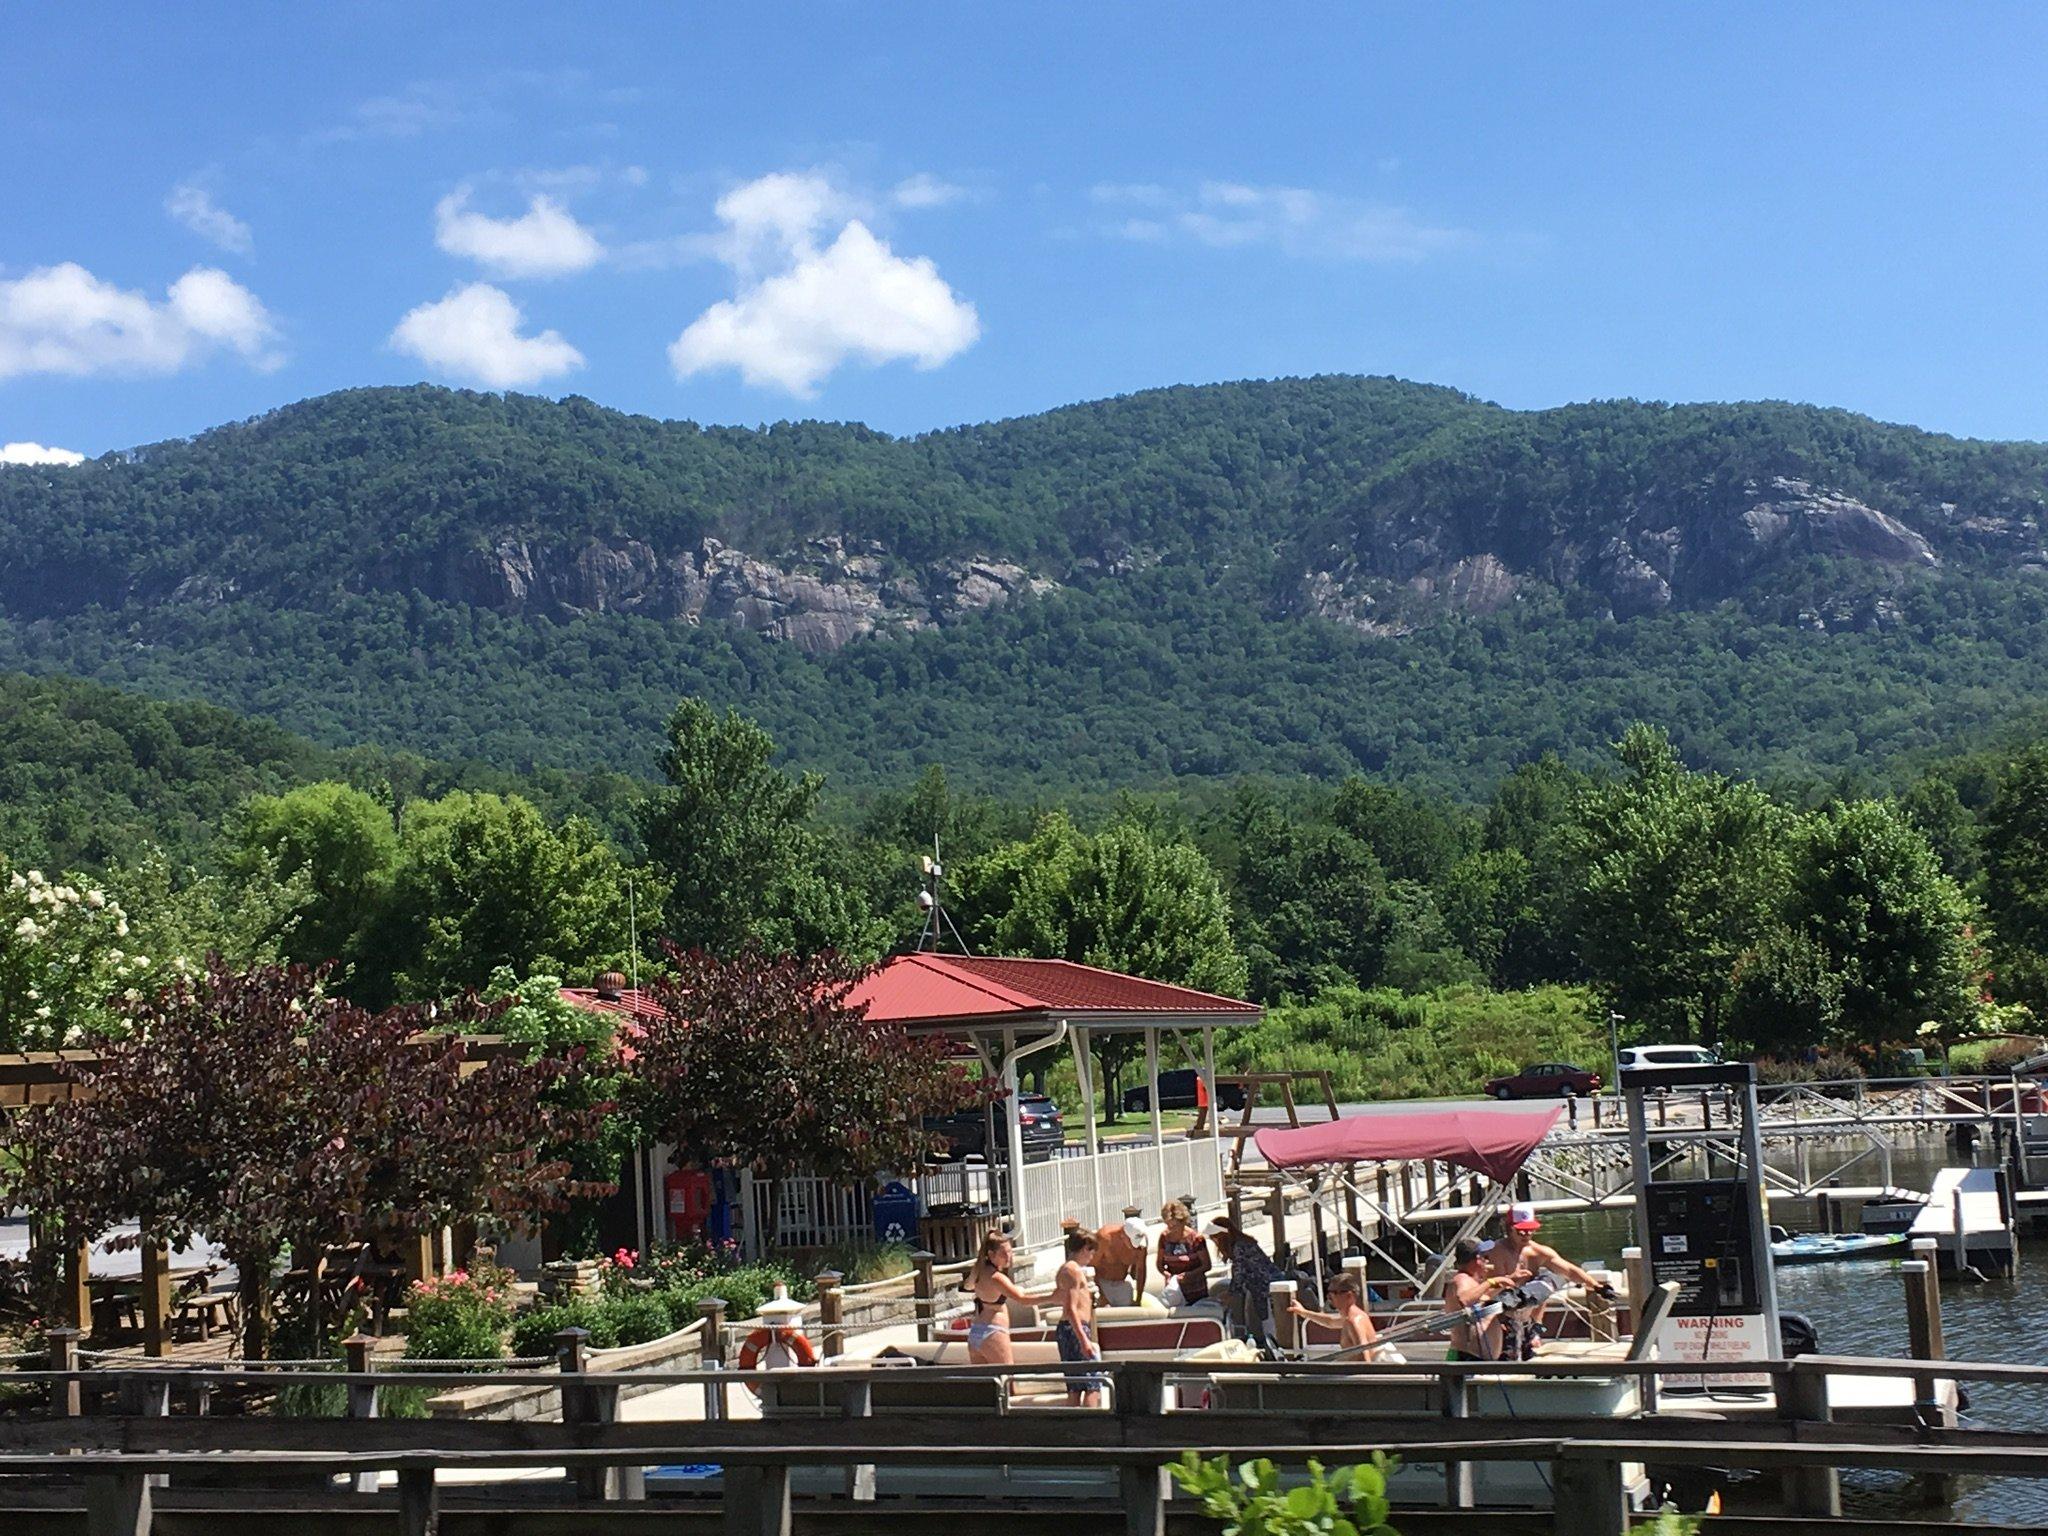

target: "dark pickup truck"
[1121,1069,1248,1116]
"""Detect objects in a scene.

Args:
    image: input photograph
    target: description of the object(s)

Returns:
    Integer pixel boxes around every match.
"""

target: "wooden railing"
[4,1351,2048,1536]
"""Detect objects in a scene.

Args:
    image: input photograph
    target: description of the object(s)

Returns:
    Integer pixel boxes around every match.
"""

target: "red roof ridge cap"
[951,953,1259,1010]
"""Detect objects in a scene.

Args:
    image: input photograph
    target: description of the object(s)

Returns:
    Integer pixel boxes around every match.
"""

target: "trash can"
[871,1181,920,1245]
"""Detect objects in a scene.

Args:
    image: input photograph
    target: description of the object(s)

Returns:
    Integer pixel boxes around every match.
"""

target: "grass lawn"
[1066,1108,1199,1141]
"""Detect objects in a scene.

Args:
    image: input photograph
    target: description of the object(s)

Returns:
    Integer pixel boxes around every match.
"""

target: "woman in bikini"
[958,1230,1054,1365]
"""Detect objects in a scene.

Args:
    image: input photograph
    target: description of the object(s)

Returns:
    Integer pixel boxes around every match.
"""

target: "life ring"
[735,1326,818,1370]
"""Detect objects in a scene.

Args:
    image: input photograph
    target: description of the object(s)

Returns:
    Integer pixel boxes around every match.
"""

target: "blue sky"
[6,3,2048,462]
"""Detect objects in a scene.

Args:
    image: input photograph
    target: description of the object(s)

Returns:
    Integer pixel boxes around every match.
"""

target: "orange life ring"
[735,1326,818,1369]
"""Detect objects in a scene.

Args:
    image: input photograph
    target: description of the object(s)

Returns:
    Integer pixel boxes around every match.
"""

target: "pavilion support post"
[1201,1025,1224,1192]
[1072,1024,1104,1226]
[1146,1027,1167,1210]
[1002,1027,1029,1247]
[140,1240,172,1359]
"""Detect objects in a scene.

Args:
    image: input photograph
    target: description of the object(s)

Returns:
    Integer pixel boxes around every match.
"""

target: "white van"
[1615,1044,1720,1072]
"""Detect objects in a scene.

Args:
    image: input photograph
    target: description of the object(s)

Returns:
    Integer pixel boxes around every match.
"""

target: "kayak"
[1770,1231,1909,1266]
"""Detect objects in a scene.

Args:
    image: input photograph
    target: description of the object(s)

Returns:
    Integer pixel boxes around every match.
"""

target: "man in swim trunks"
[1445,1237,1513,1362]
[1485,1203,1612,1358]
[1054,1229,1105,1406]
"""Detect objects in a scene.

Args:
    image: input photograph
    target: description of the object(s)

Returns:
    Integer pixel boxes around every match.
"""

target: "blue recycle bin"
[871,1181,920,1246]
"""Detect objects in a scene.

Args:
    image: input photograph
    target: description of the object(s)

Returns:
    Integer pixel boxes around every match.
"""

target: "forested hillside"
[1,376,2045,795]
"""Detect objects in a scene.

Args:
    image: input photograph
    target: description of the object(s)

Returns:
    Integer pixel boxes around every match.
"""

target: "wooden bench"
[175,1291,238,1342]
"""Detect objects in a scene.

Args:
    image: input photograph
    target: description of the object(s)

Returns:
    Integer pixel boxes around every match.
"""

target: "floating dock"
[1909,1166,2017,1275]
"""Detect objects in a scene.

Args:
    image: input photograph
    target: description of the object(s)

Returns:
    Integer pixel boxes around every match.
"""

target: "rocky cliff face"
[409,534,1057,655]
[1303,477,1951,633]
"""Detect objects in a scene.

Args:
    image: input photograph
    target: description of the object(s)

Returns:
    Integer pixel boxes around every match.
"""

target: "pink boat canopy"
[1254,1106,1564,1184]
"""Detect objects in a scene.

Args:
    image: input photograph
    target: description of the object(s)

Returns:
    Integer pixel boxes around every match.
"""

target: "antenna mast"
[916,833,972,954]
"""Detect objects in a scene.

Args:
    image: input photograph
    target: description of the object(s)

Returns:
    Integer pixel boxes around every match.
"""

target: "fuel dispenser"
[1621,1062,1780,1386]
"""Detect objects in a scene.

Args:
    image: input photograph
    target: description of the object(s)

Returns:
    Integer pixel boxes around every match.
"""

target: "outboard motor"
[1779,1311,1819,1358]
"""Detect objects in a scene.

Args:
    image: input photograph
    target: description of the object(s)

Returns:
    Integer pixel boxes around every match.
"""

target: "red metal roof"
[562,954,1260,1036]
[847,953,1261,1031]
[557,986,667,1024]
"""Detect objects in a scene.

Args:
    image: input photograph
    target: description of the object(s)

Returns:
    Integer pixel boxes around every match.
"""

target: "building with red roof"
[561,953,1261,1250]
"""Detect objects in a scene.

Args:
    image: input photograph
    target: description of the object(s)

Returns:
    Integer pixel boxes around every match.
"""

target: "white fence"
[737,1137,1222,1256]
[1014,1135,1226,1245]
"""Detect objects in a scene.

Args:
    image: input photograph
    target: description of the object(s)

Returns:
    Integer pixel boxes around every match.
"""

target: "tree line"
[6,684,2046,1076]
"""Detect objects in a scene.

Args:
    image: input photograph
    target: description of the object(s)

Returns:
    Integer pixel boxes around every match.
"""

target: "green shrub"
[402,1266,512,1366]
[1221,983,1604,1102]
[808,1239,914,1286]
[511,1296,620,1358]
[1169,1451,1400,1535]
[604,1292,674,1346]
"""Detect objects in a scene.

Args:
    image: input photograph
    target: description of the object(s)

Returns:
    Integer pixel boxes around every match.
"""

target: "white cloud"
[891,173,969,209]
[1091,179,1471,261]
[165,183,253,255]
[389,282,583,388]
[0,441,85,467]
[669,172,979,397]
[435,189,604,279]
[0,263,282,380]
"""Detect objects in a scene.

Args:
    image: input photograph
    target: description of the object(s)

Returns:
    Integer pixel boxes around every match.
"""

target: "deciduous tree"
[622,947,979,1209]
[2,962,598,1357]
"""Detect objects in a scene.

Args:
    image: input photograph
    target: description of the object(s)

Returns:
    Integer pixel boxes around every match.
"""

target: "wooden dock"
[1909,1166,2017,1275]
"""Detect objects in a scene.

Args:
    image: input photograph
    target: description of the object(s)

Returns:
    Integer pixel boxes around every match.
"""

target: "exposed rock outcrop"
[413,535,1055,655]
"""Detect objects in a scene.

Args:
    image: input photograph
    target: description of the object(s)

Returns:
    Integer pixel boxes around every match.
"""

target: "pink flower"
[612,1247,636,1269]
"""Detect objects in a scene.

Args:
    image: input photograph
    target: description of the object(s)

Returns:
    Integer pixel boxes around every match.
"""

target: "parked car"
[1484,1062,1602,1100]
[924,1093,1066,1162]
[1121,1069,1249,1116]
[1615,1045,1721,1073]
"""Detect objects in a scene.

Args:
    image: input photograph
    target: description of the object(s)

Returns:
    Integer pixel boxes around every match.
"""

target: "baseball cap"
[1508,1203,1542,1232]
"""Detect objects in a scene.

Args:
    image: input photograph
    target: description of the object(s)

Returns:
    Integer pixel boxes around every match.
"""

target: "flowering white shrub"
[0,862,152,1049]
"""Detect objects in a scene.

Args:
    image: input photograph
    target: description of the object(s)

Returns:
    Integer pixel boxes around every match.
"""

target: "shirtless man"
[1484,1203,1613,1358]
[1091,1206,1150,1307]
[1445,1238,1515,1362]
[1287,1271,1391,1360]
[1053,1230,1105,1406]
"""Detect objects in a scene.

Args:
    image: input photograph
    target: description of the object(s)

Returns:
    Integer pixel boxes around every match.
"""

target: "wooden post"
[47,1326,81,1418]
[1778,1360,1840,1516]
[398,1466,437,1536]
[343,1333,379,1494]
[723,1466,791,1536]
[912,1250,937,1341]
[1269,1280,1298,1352]
[65,1238,91,1335]
[557,1326,605,1500]
[1567,1095,1579,1130]
[1266,1185,1289,1265]
[842,1375,876,1503]
[698,1297,728,1422]
[1621,1246,1648,1337]
[1374,1165,1392,1218]
[1424,1159,1440,1202]
[83,1473,152,1536]
[1226,1184,1244,1232]
[1116,1365,1169,1536]
[1342,1168,1363,1256]
[1550,1456,1626,1536]
[1443,1370,1475,1509]
[1586,1281,1616,1343]
[139,1240,171,1359]
[815,1271,844,1360]
[403,1232,435,1290]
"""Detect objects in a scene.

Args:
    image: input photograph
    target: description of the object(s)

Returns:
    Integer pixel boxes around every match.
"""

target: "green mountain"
[3,377,2046,796]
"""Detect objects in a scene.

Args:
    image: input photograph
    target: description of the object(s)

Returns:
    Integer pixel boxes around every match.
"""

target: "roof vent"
[595,971,628,1000]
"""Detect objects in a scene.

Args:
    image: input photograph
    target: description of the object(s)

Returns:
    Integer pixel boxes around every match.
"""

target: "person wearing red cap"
[1486,1202,1612,1358]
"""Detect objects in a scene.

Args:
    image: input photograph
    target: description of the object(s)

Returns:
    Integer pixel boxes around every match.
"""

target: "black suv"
[924,1094,1066,1162]
[1121,1069,1248,1115]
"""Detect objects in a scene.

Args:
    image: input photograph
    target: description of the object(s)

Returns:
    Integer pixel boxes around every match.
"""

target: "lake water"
[1535,1134,2043,1524]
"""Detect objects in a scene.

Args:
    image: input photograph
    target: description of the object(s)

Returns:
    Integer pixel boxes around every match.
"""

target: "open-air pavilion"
[564,952,1263,1257]
[848,953,1263,1248]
